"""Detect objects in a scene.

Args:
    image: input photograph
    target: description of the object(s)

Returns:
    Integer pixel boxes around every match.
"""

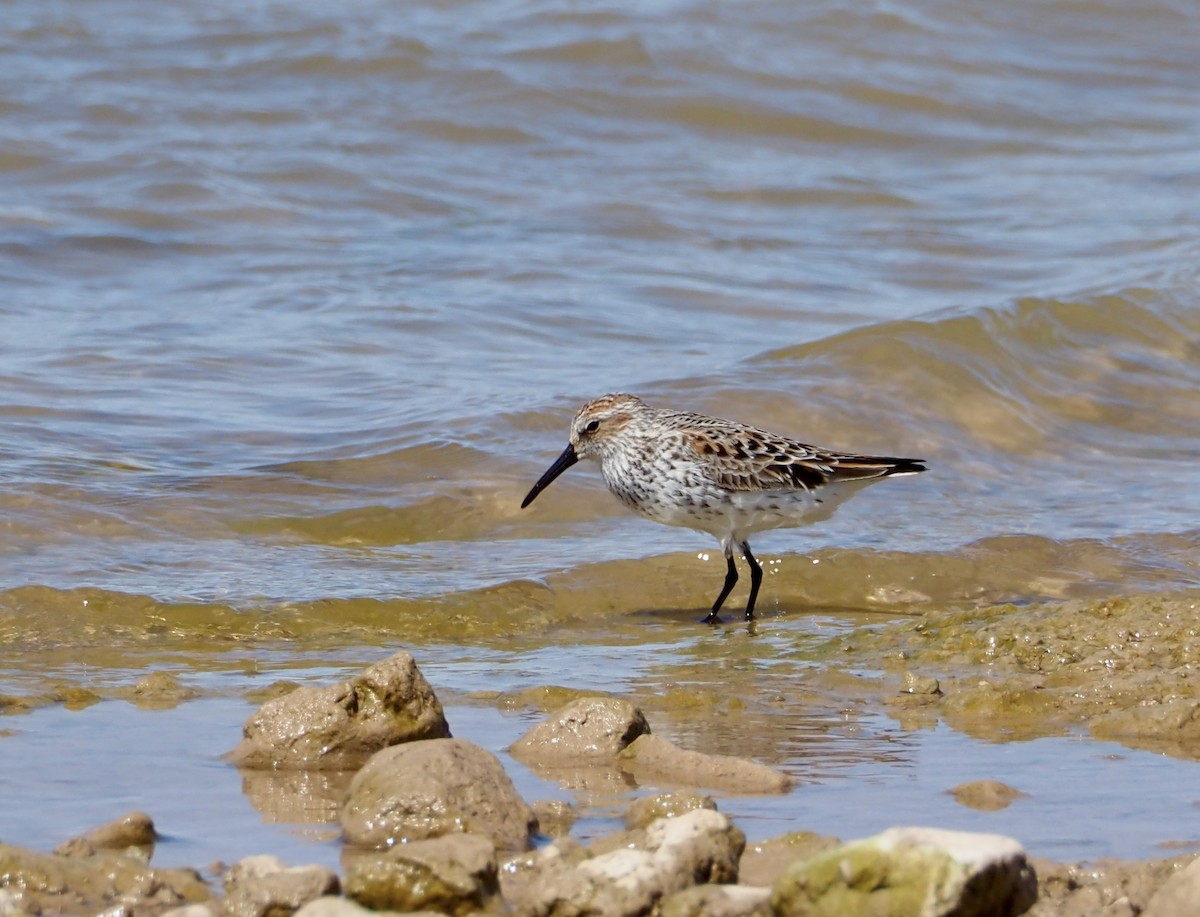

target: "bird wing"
[678,418,924,493]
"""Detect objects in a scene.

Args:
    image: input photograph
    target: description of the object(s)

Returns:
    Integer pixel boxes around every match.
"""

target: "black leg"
[741,542,762,621]
[702,552,739,624]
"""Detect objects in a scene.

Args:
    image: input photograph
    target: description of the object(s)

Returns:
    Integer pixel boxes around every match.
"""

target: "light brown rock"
[221,855,340,917]
[54,810,157,861]
[660,883,772,917]
[504,808,745,917]
[229,651,450,770]
[738,831,841,888]
[294,897,424,917]
[1142,855,1200,917]
[343,833,501,915]
[340,738,537,851]
[617,734,792,794]
[509,695,650,764]
[625,792,717,830]
[0,842,210,915]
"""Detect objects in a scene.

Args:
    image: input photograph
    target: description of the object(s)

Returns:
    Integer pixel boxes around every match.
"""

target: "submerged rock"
[124,671,201,710]
[340,737,537,851]
[229,651,450,770]
[771,826,1037,917]
[949,780,1027,812]
[617,734,792,794]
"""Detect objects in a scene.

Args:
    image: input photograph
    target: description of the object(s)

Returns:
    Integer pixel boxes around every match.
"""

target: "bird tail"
[832,456,927,481]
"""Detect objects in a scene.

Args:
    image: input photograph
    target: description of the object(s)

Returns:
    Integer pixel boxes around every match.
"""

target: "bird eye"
[584,419,600,433]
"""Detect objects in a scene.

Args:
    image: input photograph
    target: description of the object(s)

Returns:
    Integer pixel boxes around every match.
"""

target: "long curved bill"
[520,443,579,508]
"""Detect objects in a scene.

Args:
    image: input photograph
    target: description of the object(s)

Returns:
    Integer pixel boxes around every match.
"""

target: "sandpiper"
[521,393,926,623]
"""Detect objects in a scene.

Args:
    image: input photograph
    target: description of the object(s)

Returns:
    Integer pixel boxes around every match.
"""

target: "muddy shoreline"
[2,593,1199,915]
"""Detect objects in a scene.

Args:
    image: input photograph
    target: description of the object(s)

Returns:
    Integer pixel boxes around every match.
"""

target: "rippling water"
[2,0,1198,864]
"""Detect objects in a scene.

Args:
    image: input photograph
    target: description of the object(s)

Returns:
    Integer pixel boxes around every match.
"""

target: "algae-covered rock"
[771,827,1036,917]
[855,595,1200,758]
[229,651,450,770]
[1091,698,1200,758]
[340,738,537,851]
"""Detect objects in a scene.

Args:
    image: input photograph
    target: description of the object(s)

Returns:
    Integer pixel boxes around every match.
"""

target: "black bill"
[520,443,579,508]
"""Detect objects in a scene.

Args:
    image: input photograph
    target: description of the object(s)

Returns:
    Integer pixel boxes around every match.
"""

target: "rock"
[771,827,1037,917]
[949,781,1027,812]
[343,833,501,915]
[221,855,340,917]
[293,897,412,917]
[531,799,577,838]
[340,738,537,851]
[509,696,650,764]
[617,734,792,794]
[738,832,842,888]
[903,672,942,695]
[505,808,745,916]
[0,889,35,917]
[625,792,717,830]
[123,671,201,710]
[0,842,210,915]
[54,810,158,861]
[1141,854,1200,917]
[660,883,772,917]
[1091,699,1200,756]
[162,906,219,917]
[229,651,450,770]
[1028,855,1189,917]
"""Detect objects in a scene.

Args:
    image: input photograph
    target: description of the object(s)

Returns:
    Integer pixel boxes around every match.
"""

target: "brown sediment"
[821,593,1200,759]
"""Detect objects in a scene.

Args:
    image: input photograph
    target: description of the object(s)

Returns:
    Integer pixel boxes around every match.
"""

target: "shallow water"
[2,642,1195,868]
[2,0,1199,869]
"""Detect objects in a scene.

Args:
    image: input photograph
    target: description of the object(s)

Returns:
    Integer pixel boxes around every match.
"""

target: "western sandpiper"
[521,393,926,623]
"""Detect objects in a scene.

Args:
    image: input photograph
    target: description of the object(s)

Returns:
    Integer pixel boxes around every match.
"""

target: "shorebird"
[521,393,926,623]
